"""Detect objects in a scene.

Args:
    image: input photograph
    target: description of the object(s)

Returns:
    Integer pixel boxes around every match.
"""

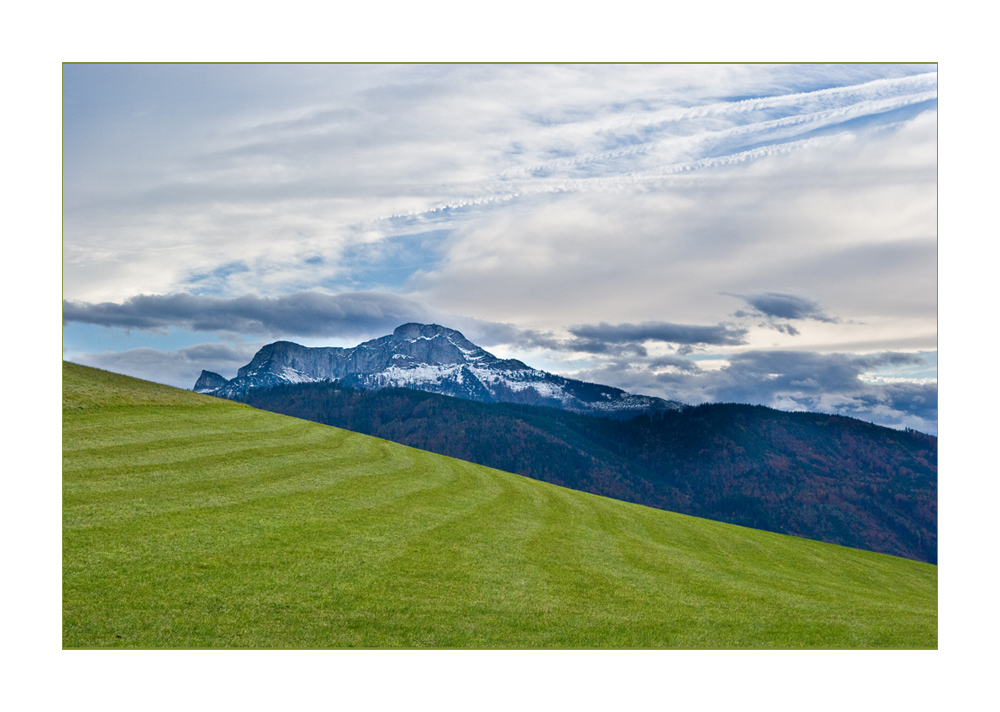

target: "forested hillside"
[235,381,937,563]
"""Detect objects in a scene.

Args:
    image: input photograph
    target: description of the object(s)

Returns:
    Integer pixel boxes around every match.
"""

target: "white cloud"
[413,107,936,353]
[64,65,936,305]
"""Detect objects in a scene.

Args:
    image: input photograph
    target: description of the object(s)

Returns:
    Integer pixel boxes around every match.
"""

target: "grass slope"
[237,381,937,562]
[63,362,937,648]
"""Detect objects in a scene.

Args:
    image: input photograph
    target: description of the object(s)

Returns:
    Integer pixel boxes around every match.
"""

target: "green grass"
[63,362,937,648]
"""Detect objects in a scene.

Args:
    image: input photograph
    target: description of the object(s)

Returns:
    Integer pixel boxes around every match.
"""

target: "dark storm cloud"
[463,319,747,359]
[568,321,749,348]
[456,319,651,357]
[727,292,839,323]
[62,291,435,339]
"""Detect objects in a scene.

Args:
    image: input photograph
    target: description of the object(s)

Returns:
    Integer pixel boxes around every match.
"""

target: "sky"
[62,63,938,433]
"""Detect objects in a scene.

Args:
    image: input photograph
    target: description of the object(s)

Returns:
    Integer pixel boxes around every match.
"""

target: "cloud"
[768,322,801,336]
[450,319,566,351]
[727,291,839,323]
[648,355,703,373]
[569,320,748,346]
[413,105,936,349]
[449,318,748,359]
[69,342,263,389]
[707,350,923,401]
[63,65,937,309]
[570,349,937,434]
[63,291,437,339]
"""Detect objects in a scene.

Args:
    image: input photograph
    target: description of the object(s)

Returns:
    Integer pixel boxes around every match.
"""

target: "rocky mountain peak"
[194,370,230,393]
[392,323,456,340]
[196,322,683,418]
[383,323,489,366]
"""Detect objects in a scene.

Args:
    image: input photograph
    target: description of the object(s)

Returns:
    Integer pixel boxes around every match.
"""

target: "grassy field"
[63,362,937,648]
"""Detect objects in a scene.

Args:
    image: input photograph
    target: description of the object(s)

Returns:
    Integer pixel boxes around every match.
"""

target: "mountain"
[233,380,938,563]
[195,322,682,418]
[193,322,937,562]
[193,370,229,392]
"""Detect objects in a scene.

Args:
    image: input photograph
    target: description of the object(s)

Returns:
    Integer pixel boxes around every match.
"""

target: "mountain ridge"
[196,322,682,418]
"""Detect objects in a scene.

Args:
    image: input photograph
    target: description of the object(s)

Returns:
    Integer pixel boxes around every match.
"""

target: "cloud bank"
[69,342,263,387]
[574,350,936,434]
[62,292,437,339]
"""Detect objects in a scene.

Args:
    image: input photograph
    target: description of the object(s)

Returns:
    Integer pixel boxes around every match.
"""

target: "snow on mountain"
[198,323,682,418]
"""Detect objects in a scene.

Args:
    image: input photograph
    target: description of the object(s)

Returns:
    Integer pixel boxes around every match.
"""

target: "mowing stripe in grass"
[63,362,936,648]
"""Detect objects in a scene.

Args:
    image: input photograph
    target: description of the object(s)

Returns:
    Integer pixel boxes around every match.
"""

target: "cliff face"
[193,370,230,393]
[197,323,681,418]
[236,341,351,380]
[233,324,514,378]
